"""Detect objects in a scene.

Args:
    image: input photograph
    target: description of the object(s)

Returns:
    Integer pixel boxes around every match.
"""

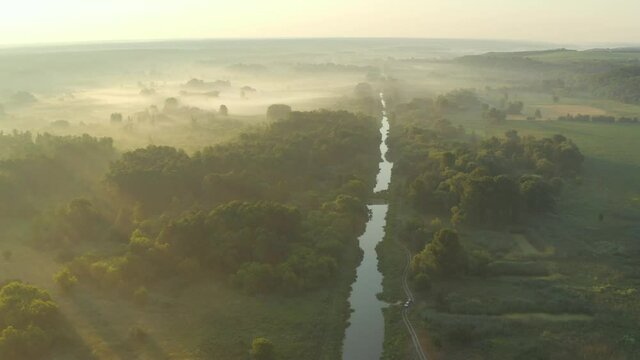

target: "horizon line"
[2,36,639,51]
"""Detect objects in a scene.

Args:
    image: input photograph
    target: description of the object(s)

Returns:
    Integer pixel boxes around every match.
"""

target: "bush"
[2,250,11,261]
[250,337,275,360]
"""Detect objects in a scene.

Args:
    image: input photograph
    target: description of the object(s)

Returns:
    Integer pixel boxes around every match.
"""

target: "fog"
[0,39,547,151]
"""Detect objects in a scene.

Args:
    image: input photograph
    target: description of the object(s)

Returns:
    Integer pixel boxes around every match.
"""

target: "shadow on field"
[66,291,170,360]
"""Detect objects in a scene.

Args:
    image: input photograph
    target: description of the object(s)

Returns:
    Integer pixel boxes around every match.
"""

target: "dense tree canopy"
[61,110,380,295]
[0,282,61,359]
[411,229,468,278]
[389,97,583,228]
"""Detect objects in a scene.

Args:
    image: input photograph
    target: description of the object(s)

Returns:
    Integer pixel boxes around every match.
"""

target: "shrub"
[250,337,275,360]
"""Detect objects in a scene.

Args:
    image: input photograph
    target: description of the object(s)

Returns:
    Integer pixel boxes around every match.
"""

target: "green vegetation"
[4,38,640,360]
[0,282,63,359]
[16,108,380,358]
[411,229,467,279]
[250,337,276,360]
[380,86,640,359]
[390,95,582,229]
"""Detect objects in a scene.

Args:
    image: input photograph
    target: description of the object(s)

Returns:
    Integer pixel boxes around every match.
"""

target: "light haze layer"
[1,0,639,46]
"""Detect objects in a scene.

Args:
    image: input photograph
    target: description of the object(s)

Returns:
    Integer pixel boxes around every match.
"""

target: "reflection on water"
[342,93,392,360]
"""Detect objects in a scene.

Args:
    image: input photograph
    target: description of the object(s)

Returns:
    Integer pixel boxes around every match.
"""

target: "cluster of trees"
[55,110,380,296]
[460,50,640,106]
[482,107,507,124]
[62,197,367,295]
[434,89,480,112]
[393,90,475,134]
[587,65,640,104]
[411,229,468,285]
[482,100,539,124]
[33,198,118,248]
[266,104,292,121]
[390,122,582,227]
[106,110,379,214]
[505,101,524,115]
[557,114,640,125]
[0,282,62,359]
[0,132,116,216]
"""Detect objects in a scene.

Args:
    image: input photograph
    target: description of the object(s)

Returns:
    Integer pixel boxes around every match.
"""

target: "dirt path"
[398,243,428,360]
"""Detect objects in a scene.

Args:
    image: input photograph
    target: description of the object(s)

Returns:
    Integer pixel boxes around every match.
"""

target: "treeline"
[105,110,378,214]
[557,113,640,124]
[293,62,375,74]
[458,50,640,105]
[49,110,380,296]
[389,120,583,229]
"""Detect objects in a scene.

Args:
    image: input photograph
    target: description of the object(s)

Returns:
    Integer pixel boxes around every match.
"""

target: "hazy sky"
[1,0,639,46]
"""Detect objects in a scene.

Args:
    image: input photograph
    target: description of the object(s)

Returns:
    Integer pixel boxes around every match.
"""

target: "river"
[342,93,392,360]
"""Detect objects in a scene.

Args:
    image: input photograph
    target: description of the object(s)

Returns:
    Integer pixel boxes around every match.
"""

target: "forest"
[1,105,381,358]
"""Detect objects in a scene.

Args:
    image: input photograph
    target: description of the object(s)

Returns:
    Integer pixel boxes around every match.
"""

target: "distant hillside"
[457,47,640,68]
[456,48,640,104]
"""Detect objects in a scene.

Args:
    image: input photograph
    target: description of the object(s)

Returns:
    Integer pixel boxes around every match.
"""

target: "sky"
[1,0,639,46]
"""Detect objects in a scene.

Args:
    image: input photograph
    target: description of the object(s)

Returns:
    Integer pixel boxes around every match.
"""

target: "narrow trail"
[398,243,428,360]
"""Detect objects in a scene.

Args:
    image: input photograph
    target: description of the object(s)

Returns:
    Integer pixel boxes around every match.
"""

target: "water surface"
[342,93,392,360]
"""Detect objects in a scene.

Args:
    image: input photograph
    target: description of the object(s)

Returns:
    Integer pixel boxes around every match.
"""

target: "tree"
[411,229,467,278]
[353,82,374,98]
[483,107,506,124]
[250,337,275,360]
[534,109,542,119]
[53,268,77,293]
[266,104,292,121]
[506,101,524,115]
[163,97,179,112]
[219,104,228,116]
[110,113,123,124]
[519,176,555,213]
